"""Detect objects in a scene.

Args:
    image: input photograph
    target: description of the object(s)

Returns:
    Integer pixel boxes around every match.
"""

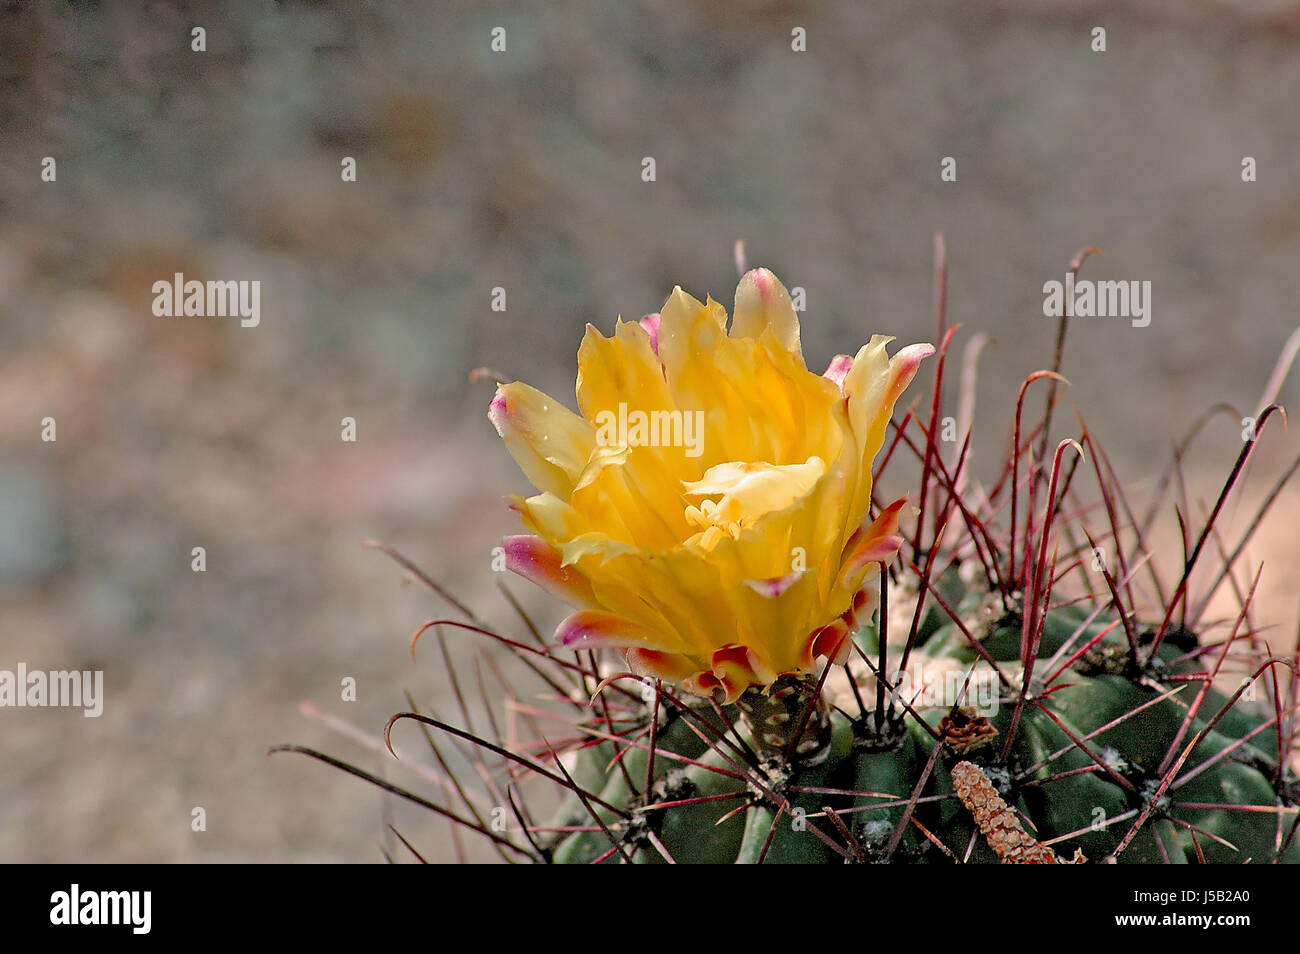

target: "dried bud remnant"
[938,706,998,754]
[952,760,1083,864]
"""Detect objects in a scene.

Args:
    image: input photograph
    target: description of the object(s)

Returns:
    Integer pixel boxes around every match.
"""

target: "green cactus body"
[539,564,1297,864]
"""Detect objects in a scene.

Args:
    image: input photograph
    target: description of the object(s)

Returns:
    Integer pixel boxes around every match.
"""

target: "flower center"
[682,458,825,549]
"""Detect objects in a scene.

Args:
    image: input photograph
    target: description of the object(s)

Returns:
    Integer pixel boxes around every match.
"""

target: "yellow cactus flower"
[490,268,933,704]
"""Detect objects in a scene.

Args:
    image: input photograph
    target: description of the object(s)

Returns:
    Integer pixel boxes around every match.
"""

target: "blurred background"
[1,0,1298,862]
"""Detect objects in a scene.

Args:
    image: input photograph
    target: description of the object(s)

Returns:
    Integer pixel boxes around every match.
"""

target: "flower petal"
[682,457,826,530]
[709,644,764,702]
[657,287,726,379]
[681,670,727,704]
[576,319,675,426]
[503,535,596,608]
[743,570,803,599]
[638,313,661,357]
[840,339,934,544]
[731,267,803,365]
[807,619,853,667]
[555,610,667,652]
[836,497,907,593]
[625,648,699,683]
[823,354,853,391]
[490,382,595,498]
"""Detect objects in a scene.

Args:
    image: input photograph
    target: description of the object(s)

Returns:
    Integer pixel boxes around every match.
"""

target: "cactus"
[535,551,1299,865]
[275,244,1300,864]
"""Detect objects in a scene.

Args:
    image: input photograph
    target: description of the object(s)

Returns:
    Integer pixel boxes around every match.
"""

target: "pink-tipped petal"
[710,644,761,701]
[731,267,803,363]
[841,587,872,630]
[823,354,854,391]
[811,620,853,665]
[639,313,661,356]
[888,343,936,397]
[488,388,509,429]
[489,382,595,498]
[555,611,661,652]
[743,570,804,599]
[682,670,726,704]
[504,535,595,607]
[837,497,907,590]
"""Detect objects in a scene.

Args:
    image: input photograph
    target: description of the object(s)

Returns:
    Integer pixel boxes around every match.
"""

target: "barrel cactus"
[276,245,1300,864]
